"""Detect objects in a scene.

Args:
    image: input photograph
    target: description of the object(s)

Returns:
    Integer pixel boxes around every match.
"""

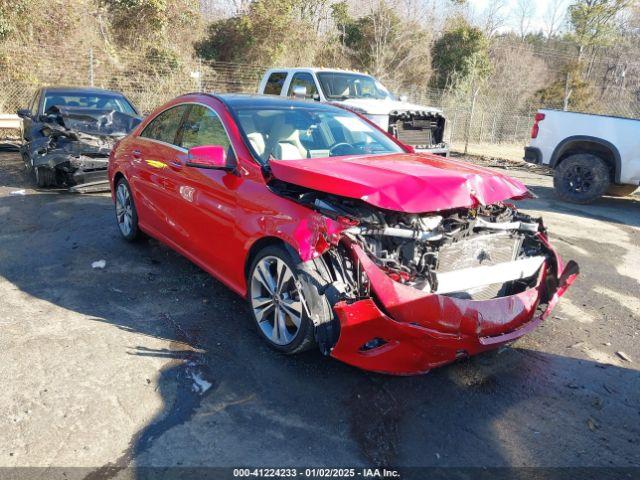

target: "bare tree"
[543,0,567,39]
[481,0,509,37]
[513,0,536,38]
[297,0,333,34]
[352,2,432,92]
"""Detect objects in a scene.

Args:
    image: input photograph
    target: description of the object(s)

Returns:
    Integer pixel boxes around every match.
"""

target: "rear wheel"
[605,184,637,197]
[553,154,610,204]
[248,245,333,354]
[114,178,142,242]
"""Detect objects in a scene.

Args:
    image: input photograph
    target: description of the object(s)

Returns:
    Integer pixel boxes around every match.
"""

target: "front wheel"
[553,154,610,204]
[248,245,333,354]
[606,184,637,197]
[34,166,54,187]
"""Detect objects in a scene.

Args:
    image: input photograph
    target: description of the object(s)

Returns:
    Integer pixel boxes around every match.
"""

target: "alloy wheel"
[250,256,304,346]
[115,182,133,237]
[564,164,594,194]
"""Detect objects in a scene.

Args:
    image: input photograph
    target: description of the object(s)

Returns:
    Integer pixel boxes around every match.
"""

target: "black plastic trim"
[524,146,542,164]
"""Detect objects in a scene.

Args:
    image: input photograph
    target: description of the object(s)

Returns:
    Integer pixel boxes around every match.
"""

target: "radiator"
[435,233,523,300]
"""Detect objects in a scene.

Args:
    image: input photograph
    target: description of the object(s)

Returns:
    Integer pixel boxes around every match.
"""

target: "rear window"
[263,72,287,95]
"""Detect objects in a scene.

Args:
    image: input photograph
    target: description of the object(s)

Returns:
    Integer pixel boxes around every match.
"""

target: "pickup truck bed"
[525,109,639,203]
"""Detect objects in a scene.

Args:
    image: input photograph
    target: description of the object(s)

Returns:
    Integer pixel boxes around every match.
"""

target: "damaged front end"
[21,106,141,192]
[388,110,446,154]
[272,180,579,375]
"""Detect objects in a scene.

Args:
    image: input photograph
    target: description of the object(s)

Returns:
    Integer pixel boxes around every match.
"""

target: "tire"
[247,244,334,354]
[114,177,142,242]
[605,184,637,197]
[34,166,54,188]
[553,154,610,204]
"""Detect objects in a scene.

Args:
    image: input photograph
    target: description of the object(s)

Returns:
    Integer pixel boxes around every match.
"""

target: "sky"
[466,0,561,33]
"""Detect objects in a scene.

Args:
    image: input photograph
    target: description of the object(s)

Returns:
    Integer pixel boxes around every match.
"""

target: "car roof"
[41,86,128,96]
[266,67,368,75]
[215,93,345,112]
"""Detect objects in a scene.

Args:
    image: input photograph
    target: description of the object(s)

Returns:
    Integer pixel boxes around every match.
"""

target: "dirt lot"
[1,148,639,477]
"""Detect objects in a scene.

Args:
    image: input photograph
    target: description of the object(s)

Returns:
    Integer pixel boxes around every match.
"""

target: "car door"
[130,104,190,239]
[169,103,240,278]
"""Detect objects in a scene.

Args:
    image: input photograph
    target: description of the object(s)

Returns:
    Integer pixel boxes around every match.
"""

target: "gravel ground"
[0,148,638,478]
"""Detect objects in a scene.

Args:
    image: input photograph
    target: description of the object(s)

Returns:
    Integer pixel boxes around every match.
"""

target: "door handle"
[169,156,185,170]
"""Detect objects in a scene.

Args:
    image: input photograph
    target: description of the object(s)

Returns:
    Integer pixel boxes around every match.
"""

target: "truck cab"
[258,68,448,156]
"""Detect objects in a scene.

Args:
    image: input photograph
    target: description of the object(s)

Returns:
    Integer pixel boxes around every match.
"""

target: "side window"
[264,72,287,95]
[140,105,188,145]
[287,73,318,99]
[178,104,232,151]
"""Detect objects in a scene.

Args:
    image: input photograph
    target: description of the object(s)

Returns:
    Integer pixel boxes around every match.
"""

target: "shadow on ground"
[0,154,638,477]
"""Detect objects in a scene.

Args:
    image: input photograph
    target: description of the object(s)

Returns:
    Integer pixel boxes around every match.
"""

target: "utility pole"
[464,79,479,155]
[89,48,94,87]
[563,71,571,111]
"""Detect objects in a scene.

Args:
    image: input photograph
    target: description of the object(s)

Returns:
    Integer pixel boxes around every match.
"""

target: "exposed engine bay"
[271,180,549,302]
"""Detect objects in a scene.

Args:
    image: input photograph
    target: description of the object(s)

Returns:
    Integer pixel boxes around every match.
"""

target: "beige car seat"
[247,132,266,157]
[264,117,308,160]
[276,130,307,160]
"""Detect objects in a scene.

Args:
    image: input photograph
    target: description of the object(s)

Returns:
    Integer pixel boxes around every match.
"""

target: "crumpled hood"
[45,106,142,137]
[334,98,442,116]
[269,153,530,213]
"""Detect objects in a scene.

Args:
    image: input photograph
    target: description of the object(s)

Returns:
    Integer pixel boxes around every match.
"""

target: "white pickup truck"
[525,109,639,203]
[257,68,448,156]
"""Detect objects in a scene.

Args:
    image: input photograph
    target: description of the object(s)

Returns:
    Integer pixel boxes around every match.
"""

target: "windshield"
[234,106,403,163]
[43,93,137,116]
[316,72,393,101]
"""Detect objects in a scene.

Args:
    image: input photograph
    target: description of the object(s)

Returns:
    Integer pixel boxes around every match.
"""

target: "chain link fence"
[1,49,267,114]
[0,45,556,161]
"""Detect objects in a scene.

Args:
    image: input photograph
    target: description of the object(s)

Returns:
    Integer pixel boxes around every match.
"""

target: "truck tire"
[605,184,637,197]
[553,154,610,204]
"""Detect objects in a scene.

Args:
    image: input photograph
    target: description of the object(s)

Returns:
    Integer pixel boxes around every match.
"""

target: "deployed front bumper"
[329,239,578,375]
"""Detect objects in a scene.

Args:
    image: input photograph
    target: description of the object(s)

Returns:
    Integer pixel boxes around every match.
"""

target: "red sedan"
[108,93,578,375]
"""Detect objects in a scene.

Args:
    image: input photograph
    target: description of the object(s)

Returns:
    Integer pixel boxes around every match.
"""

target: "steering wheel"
[329,142,358,157]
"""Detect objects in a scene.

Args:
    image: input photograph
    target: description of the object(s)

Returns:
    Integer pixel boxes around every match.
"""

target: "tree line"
[1,0,639,117]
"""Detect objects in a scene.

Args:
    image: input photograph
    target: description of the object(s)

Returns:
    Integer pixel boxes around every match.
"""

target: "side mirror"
[291,85,307,100]
[313,93,321,102]
[17,109,32,119]
[186,145,234,171]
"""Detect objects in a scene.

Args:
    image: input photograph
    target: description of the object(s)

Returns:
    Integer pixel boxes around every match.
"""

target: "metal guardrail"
[0,114,21,131]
